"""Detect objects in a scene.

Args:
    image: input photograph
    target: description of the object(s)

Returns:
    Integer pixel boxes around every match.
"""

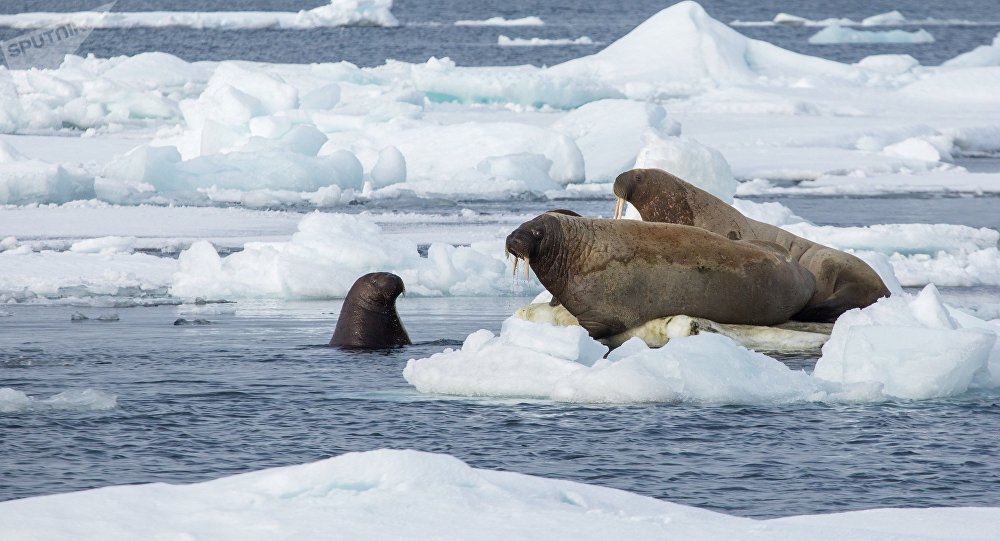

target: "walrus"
[613,168,890,322]
[330,272,411,348]
[505,212,817,339]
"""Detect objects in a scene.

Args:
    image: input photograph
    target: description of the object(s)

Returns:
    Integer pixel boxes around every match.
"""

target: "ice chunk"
[406,329,843,404]
[632,131,736,202]
[499,317,608,365]
[552,99,679,182]
[369,146,407,187]
[498,36,594,47]
[809,25,935,44]
[454,16,544,26]
[944,32,1000,68]
[552,1,856,91]
[814,285,997,399]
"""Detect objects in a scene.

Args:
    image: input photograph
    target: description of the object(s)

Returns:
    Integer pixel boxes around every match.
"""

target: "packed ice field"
[3,1,1000,538]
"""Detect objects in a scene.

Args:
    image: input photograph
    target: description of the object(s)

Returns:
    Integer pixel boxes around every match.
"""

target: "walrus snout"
[505,228,536,260]
[370,272,406,301]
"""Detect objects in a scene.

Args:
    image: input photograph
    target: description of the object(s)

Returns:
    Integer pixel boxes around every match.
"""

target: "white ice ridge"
[809,26,935,45]
[0,388,117,413]
[0,0,399,29]
[454,16,544,26]
[405,285,999,404]
[170,212,538,300]
[2,448,998,541]
[498,35,595,47]
[731,10,997,28]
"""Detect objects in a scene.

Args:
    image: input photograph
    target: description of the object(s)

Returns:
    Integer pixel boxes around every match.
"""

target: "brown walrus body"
[330,272,411,348]
[613,168,890,322]
[505,212,816,339]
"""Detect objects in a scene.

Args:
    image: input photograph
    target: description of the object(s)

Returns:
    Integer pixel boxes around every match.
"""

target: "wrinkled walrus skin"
[505,212,817,339]
[330,272,411,349]
[614,168,890,322]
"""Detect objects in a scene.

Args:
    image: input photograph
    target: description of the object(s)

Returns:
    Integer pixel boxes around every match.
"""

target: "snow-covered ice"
[405,307,999,404]
[2,448,997,541]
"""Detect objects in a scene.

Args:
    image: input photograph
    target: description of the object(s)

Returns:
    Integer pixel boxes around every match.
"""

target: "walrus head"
[613,168,695,225]
[351,272,406,312]
[612,169,646,219]
[330,271,410,349]
[504,212,568,282]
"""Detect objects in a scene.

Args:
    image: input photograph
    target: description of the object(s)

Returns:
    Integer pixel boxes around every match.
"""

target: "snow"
[1,448,996,540]
[809,26,935,45]
[0,387,117,413]
[0,0,399,29]
[498,36,595,47]
[455,16,544,26]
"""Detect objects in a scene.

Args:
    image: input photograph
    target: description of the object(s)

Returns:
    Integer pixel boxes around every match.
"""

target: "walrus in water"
[505,212,816,339]
[330,272,411,348]
[613,168,890,322]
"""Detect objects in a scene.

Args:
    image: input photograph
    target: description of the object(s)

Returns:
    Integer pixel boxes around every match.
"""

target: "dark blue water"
[1,0,998,67]
[2,298,1000,518]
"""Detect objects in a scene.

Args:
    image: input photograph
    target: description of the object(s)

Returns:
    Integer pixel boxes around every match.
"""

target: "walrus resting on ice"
[613,168,890,322]
[504,212,817,339]
[330,272,411,349]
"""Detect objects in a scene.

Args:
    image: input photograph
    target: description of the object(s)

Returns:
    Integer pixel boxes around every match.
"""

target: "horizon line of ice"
[0,0,399,29]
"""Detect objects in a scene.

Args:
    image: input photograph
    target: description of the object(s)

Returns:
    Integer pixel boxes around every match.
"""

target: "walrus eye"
[531,228,543,239]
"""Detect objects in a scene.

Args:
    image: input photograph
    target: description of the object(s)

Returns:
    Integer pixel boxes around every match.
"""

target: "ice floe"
[809,26,935,45]
[3,448,998,540]
[406,285,999,404]
[498,36,595,47]
[455,16,544,26]
[0,0,399,29]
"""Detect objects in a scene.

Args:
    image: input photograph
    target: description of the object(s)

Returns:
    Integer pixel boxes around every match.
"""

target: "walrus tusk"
[524,258,530,280]
[614,197,625,219]
[512,257,519,279]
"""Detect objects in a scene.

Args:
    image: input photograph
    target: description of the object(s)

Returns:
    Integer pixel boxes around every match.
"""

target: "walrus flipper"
[791,283,870,323]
